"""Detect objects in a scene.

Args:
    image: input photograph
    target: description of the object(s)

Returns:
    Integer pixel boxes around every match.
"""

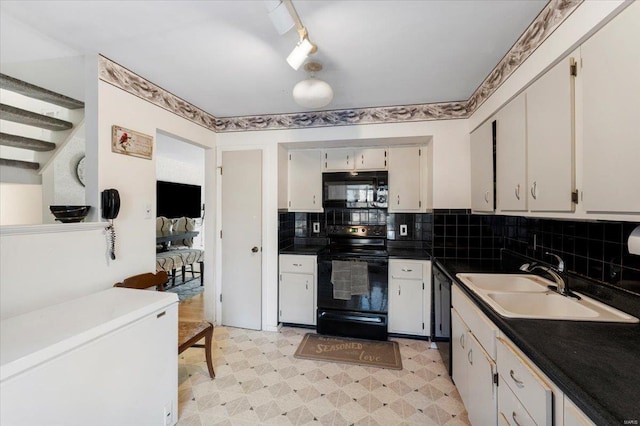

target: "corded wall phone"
[101,189,120,260]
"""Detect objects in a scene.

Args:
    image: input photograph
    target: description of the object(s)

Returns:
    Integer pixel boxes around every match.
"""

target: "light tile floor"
[177,326,469,425]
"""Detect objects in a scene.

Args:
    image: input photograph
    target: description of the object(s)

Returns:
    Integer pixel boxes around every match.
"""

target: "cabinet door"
[466,332,497,426]
[470,119,495,212]
[527,55,575,212]
[355,148,387,170]
[451,308,469,406]
[289,150,322,211]
[581,2,640,213]
[388,278,424,335]
[324,149,354,171]
[279,272,315,325]
[496,93,527,211]
[564,397,596,426]
[388,146,422,212]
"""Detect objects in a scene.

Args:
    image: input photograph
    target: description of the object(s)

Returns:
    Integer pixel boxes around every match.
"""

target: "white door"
[451,308,469,406]
[279,272,314,325]
[388,146,422,212]
[221,150,262,330]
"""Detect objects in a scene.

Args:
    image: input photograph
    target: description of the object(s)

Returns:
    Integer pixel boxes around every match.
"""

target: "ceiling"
[0,0,547,118]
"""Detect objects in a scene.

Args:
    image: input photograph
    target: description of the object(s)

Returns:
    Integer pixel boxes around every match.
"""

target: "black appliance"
[317,225,389,340]
[322,171,388,208]
[432,263,452,376]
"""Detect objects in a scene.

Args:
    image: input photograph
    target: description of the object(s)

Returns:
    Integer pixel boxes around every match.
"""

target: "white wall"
[0,80,216,320]
[0,183,42,226]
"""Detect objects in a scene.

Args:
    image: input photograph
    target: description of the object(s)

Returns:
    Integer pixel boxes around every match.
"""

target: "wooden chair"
[114,271,215,379]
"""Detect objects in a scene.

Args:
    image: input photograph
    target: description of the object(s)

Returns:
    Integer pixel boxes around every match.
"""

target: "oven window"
[317,257,388,314]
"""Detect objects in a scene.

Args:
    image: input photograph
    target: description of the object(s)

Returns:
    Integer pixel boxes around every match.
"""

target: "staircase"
[0,73,84,180]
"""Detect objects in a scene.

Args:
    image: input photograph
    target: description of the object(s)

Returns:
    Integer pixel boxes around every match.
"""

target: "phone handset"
[101,189,121,260]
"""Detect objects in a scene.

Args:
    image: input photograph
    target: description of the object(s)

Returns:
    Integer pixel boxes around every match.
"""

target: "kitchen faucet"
[520,252,579,299]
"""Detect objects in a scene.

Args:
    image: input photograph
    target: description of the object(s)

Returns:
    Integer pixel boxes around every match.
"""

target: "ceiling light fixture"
[293,61,333,109]
[287,34,316,70]
[273,0,317,70]
[264,1,295,35]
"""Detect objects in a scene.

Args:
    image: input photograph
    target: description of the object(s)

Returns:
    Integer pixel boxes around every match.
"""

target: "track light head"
[286,36,316,70]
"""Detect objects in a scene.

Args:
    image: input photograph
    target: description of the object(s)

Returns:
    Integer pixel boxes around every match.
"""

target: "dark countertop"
[436,256,640,426]
[279,245,326,255]
[387,247,431,260]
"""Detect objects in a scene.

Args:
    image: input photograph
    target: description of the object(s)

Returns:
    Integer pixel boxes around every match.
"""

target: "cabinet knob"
[467,348,473,365]
[515,184,521,200]
[460,333,465,349]
[397,195,400,205]
[484,191,490,203]
[251,246,259,253]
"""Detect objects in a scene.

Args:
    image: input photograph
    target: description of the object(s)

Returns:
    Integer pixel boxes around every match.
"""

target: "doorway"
[220,149,262,330]
[155,132,205,300]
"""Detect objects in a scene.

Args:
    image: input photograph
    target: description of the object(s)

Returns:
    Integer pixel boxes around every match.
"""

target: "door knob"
[251,246,259,253]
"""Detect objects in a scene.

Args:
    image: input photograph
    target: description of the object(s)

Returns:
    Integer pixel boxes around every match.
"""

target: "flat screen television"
[156,180,202,219]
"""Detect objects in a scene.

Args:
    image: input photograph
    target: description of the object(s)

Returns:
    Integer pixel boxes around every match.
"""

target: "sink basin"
[456,273,639,323]
[457,273,550,292]
[487,292,599,319]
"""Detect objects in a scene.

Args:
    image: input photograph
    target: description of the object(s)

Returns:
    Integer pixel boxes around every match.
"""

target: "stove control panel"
[327,225,387,237]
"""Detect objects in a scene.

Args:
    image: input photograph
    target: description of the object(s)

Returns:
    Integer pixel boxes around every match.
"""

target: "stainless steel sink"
[456,273,639,323]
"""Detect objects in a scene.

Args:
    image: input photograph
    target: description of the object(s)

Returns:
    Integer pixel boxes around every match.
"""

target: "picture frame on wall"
[111,125,153,160]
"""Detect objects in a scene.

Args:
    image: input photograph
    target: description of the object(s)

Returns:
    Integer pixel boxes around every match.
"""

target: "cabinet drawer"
[498,382,537,426]
[497,337,552,426]
[280,255,316,274]
[390,260,423,280]
[452,285,498,360]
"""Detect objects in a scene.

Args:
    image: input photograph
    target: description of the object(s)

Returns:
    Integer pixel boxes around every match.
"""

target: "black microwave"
[322,171,388,208]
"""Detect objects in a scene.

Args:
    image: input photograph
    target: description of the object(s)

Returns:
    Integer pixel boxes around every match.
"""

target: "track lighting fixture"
[265,0,318,70]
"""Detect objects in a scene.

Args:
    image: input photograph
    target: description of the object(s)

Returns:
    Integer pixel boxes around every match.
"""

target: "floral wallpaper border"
[98,0,582,133]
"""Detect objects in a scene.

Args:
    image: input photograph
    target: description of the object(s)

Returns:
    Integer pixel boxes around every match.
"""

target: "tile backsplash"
[278,209,640,294]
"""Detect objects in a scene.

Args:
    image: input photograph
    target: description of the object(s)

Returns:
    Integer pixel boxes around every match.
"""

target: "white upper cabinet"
[288,150,322,212]
[495,93,527,212]
[388,146,423,212]
[470,119,495,212]
[581,2,640,214]
[526,54,576,212]
[323,148,355,171]
[355,148,387,170]
[323,147,388,171]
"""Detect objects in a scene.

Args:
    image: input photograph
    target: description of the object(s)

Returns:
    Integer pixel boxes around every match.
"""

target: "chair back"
[173,216,196,247]
[114,271,168,291]
[156,216,172,232]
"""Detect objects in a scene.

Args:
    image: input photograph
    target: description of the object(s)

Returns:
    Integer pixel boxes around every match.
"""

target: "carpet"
[294,333,402,370]
[166,278,204,301]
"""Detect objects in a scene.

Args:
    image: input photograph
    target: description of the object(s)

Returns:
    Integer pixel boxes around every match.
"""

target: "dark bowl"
[49,205,91,223]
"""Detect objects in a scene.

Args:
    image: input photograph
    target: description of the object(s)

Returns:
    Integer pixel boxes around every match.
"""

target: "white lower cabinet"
[564,396,596,426]
[452,284,578,426]
[451,305,497,426]
[497,337,553,426]
[388,259,431,336]
[498,382,537,426]
[279,255,317,326]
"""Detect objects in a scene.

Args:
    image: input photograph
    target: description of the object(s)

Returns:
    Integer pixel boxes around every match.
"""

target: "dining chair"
[171,216,204,286]
[114,271,215,379]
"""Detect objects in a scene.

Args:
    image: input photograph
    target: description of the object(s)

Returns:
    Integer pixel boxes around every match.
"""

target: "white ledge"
[0,222,108,236]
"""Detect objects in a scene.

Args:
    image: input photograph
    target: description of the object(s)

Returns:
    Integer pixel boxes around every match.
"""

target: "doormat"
[294,333,402,370]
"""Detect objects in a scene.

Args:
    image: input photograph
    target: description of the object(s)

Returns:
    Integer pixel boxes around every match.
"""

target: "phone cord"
[107,221,116,260]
